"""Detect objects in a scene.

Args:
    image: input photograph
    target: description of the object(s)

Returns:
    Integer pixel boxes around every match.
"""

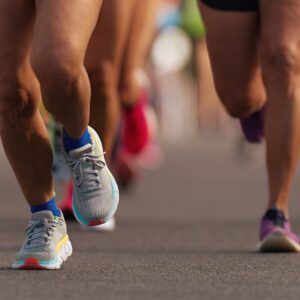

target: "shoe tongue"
[31,210,55,222]
[68,144,92,159]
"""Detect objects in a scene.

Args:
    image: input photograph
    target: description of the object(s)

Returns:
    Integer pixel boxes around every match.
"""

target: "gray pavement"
[1,138,300,300]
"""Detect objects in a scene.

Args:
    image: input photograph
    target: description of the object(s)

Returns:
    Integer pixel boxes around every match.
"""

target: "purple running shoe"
[258,208,300,252]
[240,105,266,143]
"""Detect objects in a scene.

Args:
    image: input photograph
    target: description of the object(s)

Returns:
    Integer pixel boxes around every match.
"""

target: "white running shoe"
[63,126,119,227]
[12,210,72,270]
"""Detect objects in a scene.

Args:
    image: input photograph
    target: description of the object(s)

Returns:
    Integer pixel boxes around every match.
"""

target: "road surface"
[1,137,300,300]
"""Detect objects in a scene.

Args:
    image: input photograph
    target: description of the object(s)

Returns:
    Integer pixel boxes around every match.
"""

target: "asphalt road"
[1,137,300,300]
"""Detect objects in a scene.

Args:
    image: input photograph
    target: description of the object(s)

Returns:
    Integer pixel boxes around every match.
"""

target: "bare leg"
[32,0,102,138]
[198,3,266,118]
[31,0,119,226]
[0,0,54,205]
[85,0,134,160]
[0,0,102,207]
[260,0,300,214]
[196,40,227,129]
[119,0,161,106]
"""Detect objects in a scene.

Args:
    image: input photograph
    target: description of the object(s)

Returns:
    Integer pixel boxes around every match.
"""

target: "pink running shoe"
[122,90,150,155]
[115,90,161,187]
[258,208,300,252]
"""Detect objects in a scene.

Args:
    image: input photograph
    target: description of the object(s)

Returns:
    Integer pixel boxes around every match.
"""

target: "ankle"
[31,196,61,217]
[267,204,289,217]
[63,127,91,153]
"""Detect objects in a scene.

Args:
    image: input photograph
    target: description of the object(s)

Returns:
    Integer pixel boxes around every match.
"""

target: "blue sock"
[31,197,61,217]
[63,128,91,153]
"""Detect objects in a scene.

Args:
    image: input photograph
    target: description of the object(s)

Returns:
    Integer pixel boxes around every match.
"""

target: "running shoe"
[114,141,161,187]
[240,105,266,143]
[12,210,72,270]
[122,90,150,155]
[258,208,300,252]
[113,150,139,188]
[114,92,161,187]
[59,179,116,231]
[63,126,119,227]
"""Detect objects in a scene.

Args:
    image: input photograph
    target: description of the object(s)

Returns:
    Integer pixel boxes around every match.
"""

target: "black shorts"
[200,0,258,12]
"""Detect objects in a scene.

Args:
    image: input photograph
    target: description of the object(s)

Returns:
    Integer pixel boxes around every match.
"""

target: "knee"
[262,44,300,81]
[31,51,83,118]
[32,52,81,97]
[0,81,37,129]
[216,87,258,118]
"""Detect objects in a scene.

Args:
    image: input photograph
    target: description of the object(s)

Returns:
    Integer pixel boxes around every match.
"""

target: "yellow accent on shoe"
[55,235,69,254]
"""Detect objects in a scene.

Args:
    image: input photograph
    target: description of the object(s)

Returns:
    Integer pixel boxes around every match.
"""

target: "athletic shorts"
[200,0,258,12]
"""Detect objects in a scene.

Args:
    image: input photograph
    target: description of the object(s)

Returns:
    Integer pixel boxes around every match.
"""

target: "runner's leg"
[32,0,119,226]
[260,0,300,214]
[119,0,161,106]
[31,0,102,138]
[198,3,265,118]
[0,0,54,205]
[85,0,134,160]
[117,0,161,159]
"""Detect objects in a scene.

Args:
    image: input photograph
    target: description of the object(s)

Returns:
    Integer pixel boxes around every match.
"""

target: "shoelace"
[25,219,60,249]
[68,153,106,192]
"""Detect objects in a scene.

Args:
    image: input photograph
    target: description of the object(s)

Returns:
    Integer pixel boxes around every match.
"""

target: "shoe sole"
[257,232,300,253]
[80,217,116,232]
[12,239,72,270]
[72,126,119,227]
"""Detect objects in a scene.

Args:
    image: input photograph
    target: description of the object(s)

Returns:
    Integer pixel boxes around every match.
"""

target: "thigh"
[85,0,134,72]
[32,0,102,66]
[199,2,262,99]
[0,0,35,77]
